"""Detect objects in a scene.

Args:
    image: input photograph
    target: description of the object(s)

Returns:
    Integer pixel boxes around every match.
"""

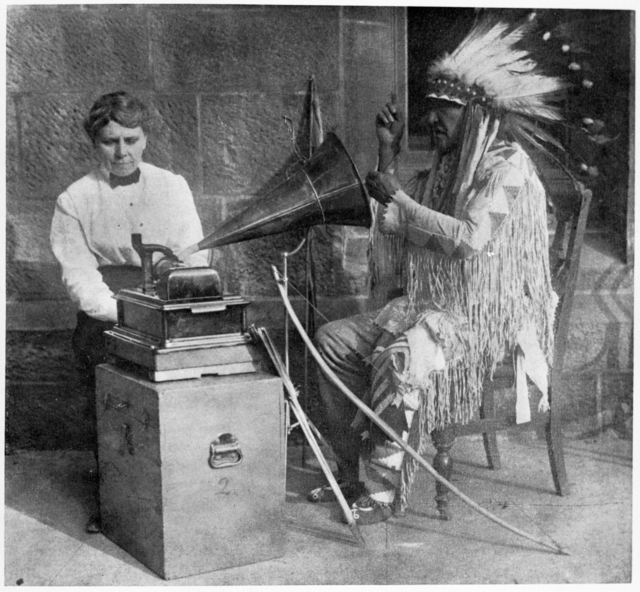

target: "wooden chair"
[397,182,592,520]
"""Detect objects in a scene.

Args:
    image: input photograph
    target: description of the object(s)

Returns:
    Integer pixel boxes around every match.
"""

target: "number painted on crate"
[216,477,237,496]
[217,477,231,495]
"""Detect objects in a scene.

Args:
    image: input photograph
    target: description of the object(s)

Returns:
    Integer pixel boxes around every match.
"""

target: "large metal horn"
[181,132,371,257]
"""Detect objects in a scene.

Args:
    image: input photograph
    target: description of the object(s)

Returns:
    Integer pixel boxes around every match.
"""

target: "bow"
[250,325,366,547]
[272,265,568,556]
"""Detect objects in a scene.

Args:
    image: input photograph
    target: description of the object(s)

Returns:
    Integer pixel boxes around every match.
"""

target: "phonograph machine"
[95,132,372,579]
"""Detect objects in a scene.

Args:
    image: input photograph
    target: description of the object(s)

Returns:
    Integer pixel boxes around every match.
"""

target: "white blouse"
[50,162,209,322]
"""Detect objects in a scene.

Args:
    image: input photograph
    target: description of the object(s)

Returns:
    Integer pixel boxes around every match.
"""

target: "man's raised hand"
[375,93,405,150]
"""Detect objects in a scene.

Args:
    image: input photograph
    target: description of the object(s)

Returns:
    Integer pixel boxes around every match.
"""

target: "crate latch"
[209,433,243,469]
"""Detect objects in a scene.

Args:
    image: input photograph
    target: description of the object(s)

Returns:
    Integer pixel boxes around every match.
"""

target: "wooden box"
[96,364,285,580]
[116,289,249,347]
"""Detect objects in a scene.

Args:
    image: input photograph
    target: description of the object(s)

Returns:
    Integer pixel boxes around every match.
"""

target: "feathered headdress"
[425,15,574,172]
[427,18,567,114]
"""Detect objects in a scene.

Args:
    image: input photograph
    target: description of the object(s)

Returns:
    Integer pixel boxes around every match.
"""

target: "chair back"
[548,184,592,374]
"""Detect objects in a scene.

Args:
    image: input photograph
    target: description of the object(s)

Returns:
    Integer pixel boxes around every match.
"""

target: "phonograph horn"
[180,132,371,258]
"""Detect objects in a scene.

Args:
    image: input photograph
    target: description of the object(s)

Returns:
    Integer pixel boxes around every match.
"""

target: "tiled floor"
[4,430,633,585]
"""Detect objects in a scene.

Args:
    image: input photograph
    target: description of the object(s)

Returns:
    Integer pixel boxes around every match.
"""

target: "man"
[308,17,562,525]
[50,91,209,532]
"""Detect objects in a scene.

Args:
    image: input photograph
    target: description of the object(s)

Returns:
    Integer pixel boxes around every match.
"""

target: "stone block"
[6,301,78,332]
[217,230,310,298]
[144,94,201,195]
[306,226,369,297]
[343,5,395,25]
[308,226,349,297]
[200,91,339,199]
[15,93,96,200]
[150,6,340,93]
[6,381,95,451]
[6,330,77,382]
[6,199,69,302]
[343,18,396,174]
[6,96,20,192]
[6,5,151,92]
[6,330,92,451]
[200,94,292,198]
[193,194,227,249]
[6,264,67,303]
[6,200,58,264]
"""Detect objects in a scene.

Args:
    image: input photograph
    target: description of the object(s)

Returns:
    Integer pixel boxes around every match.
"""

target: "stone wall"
[6,4,399,450]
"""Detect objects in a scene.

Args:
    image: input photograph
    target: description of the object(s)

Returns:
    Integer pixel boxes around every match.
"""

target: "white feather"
[427,18,567,124]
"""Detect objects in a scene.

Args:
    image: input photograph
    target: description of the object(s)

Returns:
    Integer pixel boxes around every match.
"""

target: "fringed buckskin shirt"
[369,140,556,435]
[50,162,209,323]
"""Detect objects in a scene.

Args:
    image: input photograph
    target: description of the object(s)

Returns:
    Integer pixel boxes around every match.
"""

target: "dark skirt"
[71,265,141,385]
[71,266,140,450]
[72,311,116,389]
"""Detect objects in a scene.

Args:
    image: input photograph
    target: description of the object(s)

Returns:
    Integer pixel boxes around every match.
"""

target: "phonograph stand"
[281,229,324,468]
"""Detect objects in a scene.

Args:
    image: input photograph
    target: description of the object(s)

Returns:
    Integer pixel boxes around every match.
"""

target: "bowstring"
[286,278,330,325]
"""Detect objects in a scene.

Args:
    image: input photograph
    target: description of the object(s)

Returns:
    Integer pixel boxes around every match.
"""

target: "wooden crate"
[96,364,285,580]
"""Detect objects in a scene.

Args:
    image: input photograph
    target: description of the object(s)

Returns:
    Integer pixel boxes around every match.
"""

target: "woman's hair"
[83,91,151,144]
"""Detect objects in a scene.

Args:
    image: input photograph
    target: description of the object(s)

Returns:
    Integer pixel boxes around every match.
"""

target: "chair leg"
[480,387,501,470]
[431,426,456,521]
[482,432,501,470]
[546,390,570,495]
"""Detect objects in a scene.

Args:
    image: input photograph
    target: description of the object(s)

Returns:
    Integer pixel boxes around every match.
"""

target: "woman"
[50,91,209,532]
